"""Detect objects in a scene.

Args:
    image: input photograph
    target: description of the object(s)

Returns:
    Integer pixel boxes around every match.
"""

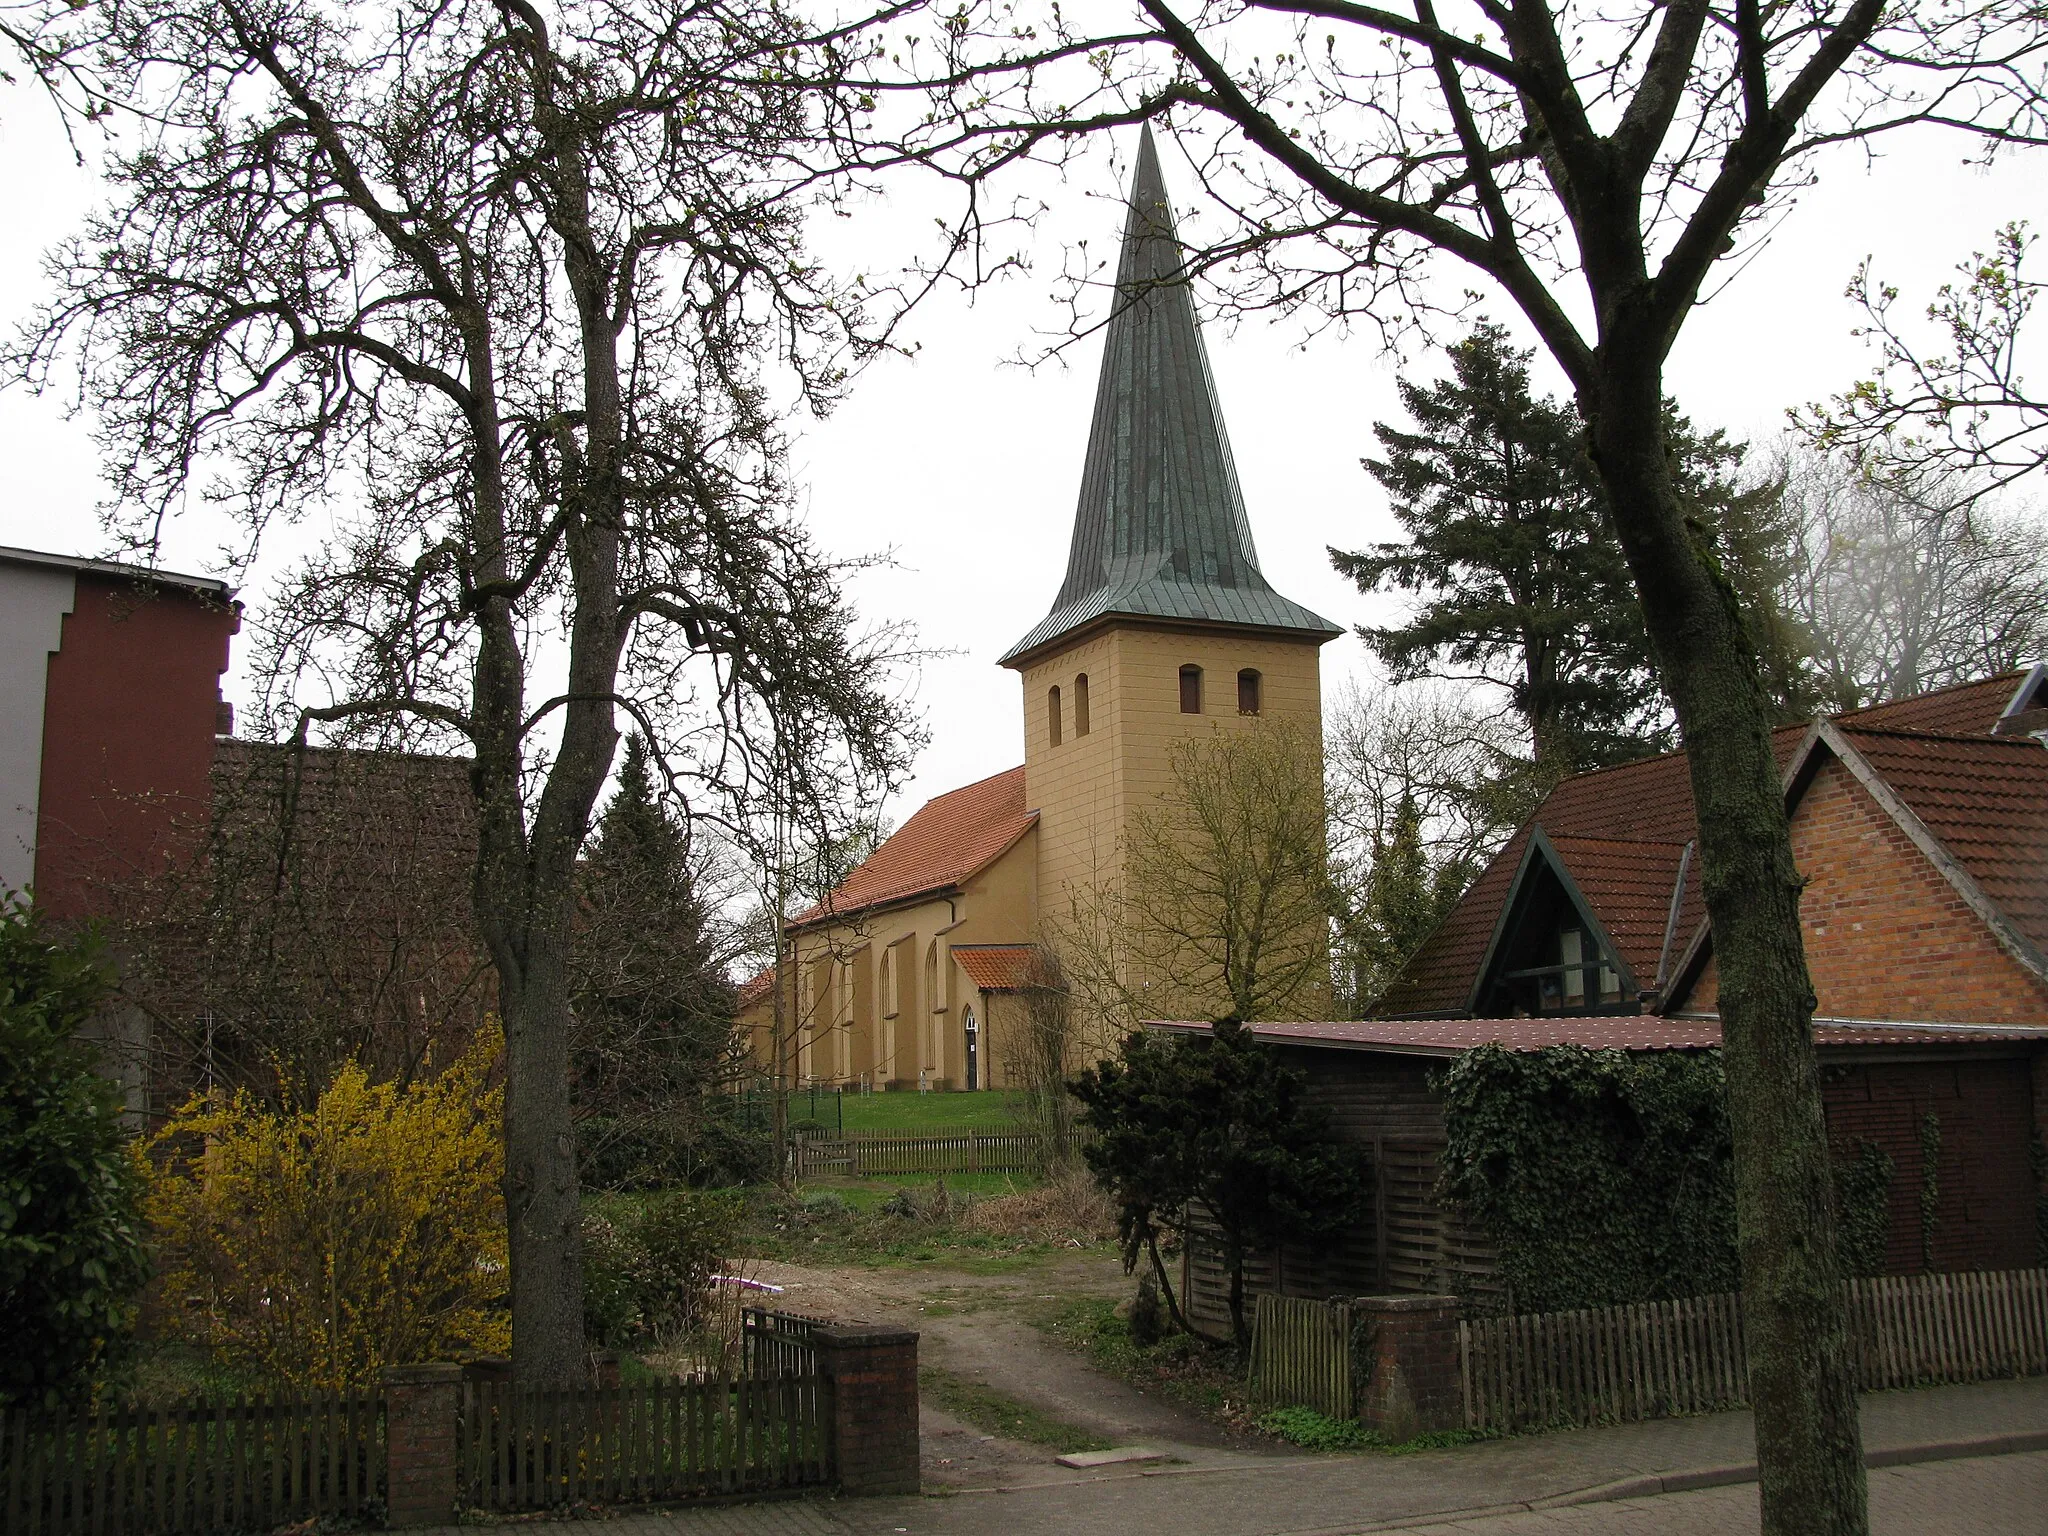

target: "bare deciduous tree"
[1053,720,1332,1034]
[1770,447,2048,709]
[13,0,920,1384]
[1804,224,2046,497]
[867,3,2048,1522]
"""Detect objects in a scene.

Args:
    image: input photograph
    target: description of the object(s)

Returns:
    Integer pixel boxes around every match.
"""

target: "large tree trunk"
[1584,344,1867,1536]
[499,933,588,1388]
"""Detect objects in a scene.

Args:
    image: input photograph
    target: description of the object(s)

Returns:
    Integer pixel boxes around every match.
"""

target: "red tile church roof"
[792,766,1035,929]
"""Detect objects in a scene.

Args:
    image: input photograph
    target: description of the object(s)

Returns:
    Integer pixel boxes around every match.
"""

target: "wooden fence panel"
[1248,1294,1354,1420]
[1460,1267,2048,1433]
[456,1364,833,1513]
[0,1390,384,1536]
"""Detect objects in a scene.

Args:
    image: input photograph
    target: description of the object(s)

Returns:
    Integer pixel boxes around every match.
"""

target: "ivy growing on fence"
[1439,1045,1898,1310]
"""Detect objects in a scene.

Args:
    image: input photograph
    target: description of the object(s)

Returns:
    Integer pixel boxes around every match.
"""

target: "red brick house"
[1161,669,2048,1325]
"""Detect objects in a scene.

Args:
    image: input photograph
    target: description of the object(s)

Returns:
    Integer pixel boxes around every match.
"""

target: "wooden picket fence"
[1248,1294,1355,1419]
[1461,1267,2048,1432]
[742,1307,830,1377]
[793,1128,1045,1178]
[0,1390,384,1535]
[457,1369,833,1511]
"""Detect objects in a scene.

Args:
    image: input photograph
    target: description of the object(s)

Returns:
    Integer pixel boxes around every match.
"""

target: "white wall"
[0,562,76,899]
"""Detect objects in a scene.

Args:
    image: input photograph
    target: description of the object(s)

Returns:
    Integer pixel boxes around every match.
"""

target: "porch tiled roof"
[951,944,1047,991]
[792,766,1035,929]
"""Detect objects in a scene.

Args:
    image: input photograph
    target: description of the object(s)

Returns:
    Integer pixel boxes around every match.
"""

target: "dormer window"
[1470,828,1645,1017]
[1048,685,1062,746]
[1237,668,1262,715]
[1074,673,1091,735]
[1179,664,1203,714]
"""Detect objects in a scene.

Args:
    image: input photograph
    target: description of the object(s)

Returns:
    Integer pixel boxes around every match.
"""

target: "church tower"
[1002,127,1341,938]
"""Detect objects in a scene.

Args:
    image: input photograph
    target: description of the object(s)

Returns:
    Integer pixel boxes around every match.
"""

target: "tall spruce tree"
[572,736,739,1188]
[1334,327,1807,788]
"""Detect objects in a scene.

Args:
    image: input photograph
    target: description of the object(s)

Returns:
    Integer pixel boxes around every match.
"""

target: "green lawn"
[835,1089,1027,1134]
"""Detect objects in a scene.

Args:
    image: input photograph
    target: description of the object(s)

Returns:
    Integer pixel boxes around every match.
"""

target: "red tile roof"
[1375,669,2040,1018]
[1150,1016,2048,1054]
[951,944,1047,991]
[1547,835,1691,984]
[792,766,1035,928]
[1836,726,2048,953]
[737,966,774,1009]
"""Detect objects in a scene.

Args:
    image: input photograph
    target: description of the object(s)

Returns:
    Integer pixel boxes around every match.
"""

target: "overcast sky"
[0,74,2038,829]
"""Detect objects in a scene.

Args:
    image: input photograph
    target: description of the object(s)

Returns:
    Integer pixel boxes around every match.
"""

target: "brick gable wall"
[1682,754,2048,1023]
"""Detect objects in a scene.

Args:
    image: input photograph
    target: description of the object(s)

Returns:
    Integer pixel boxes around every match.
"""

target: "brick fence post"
[812,1323,920,1495]
[1352,1295,1462,1442]
[380,1362,464,1526]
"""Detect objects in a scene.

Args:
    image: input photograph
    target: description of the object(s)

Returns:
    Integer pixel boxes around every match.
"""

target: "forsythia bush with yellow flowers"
[145,1029,510,1390]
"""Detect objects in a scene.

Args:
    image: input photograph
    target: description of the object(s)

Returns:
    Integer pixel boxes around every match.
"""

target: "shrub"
[0,901,149,1407]
[145,1028,509,1389]
[576,1098,771,1192]
[1439,1045,1737,1311]
[581,1189,741,1348]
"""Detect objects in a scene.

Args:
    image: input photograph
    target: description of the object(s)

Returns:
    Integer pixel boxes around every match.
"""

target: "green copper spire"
[1001,125,1339,667]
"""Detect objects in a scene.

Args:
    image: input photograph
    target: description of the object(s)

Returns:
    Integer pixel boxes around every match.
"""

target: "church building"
[739,129,1340,1090]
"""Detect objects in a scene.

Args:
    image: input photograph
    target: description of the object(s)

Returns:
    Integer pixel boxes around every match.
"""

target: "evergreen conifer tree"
[1335,327,1813,788]
[572,736,742,1187]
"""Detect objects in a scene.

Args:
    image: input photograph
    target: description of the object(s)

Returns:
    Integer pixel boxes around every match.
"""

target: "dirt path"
[740,1250,1285,1490]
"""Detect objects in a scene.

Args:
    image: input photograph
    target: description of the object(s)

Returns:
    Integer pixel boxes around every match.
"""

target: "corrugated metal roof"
[999,127,1339,667]
[1148,1016,2048,1055]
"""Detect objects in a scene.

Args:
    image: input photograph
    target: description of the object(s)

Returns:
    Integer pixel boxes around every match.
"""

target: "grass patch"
[1034,1296,1246,1421]
[837,1091,1026,1134]
[1256,1407,1499,1454]
[116,1341,266,1406]
[734,1177,1104,1273]
[919,1367,1111,1453]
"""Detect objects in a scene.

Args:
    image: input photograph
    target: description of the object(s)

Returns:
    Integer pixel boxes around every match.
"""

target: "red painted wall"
[33,575,236,921]
[1824,1056,2041,1274]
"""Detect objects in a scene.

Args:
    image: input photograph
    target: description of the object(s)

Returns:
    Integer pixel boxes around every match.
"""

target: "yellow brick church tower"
[1000,126,1340,934]
[742,128,1339,1089]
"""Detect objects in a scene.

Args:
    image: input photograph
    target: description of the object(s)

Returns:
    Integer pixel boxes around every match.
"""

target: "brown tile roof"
[1836,726,2048,954]
[1546,836,1691,985]
[1374,669,2041,1018]
[951,944,1047,991]
[1150,1016,2048,1055]
[792,767,1035,929]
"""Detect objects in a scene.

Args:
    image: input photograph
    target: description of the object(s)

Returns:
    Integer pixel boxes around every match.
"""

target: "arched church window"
[1048,685,1062,746]
[1179,664,1203,714]
[1074,673,1091,735]
[1237,668,1262,715]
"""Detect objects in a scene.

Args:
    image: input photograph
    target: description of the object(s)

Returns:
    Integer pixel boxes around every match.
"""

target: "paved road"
[621,1450,2048,1536]
[1367,1451,2048,1536]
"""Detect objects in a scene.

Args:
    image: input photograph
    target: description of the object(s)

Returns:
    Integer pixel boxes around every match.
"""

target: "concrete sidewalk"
[428,1376,2048,1536]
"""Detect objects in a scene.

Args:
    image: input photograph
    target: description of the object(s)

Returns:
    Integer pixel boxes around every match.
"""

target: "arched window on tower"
[1074,673,1091,735]
[1238,668,1263,715]
[1047,685,1063,746]
[1179,664,1203,714]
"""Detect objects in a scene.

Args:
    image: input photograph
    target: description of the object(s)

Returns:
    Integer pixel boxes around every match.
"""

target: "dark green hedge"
[1439,1044,1896,1312]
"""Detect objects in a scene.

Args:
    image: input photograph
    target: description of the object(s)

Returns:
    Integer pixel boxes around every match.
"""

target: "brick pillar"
[813,1324,920,1495]
[381,1362,463,1526]
[1353,1296,1462,1442]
